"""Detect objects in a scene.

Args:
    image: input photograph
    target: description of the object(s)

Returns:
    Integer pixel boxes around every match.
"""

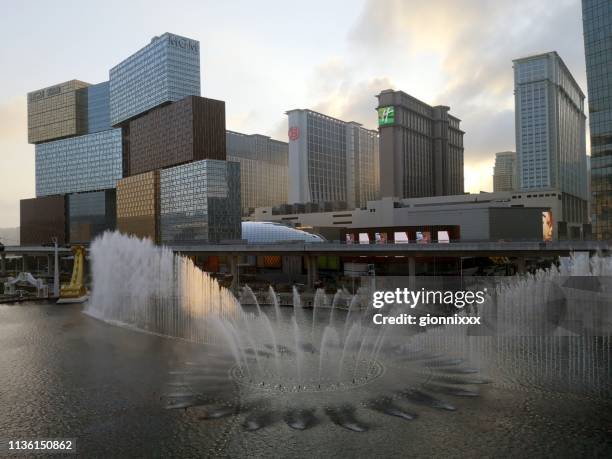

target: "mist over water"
[86,231,241,343]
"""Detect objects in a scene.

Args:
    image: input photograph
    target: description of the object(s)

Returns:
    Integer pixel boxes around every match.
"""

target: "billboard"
[375,232,388,244]
[394,231,409,243]
[416,231,431,244]
[378,106,395,126]
[542,211,553,241]
[437,230,450,243]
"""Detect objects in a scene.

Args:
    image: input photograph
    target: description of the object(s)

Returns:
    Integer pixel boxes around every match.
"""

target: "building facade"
[86,81,111,134]
[287,109,379,209]
[582,0,612,240]
[226,131,288,215]
[513,52,589,229]
[251,194,551,243]
[126,96,225,176]
[376,89,464,199]
[109,33,201,126]
[159,160,241,245]
[68,189,116,244]
[27,80,90,144]
[116,171,160,243]
[493,151,518,192]
[35,129,123,196]
[20,195,67,245]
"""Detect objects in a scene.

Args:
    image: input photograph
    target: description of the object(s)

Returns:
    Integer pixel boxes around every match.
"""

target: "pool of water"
[1,302,611,457]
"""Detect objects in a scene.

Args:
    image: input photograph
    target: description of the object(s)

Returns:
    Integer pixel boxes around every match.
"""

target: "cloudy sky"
[0,0,588,227]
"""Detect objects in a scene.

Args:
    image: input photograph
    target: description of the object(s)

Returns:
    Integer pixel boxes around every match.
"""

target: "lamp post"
[52,237,59,298]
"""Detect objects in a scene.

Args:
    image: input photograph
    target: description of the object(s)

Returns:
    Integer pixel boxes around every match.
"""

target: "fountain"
[86,231,241,343]
[85,232,612,433]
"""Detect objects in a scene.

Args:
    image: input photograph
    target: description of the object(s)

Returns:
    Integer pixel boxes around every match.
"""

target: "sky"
[0,0,589,227]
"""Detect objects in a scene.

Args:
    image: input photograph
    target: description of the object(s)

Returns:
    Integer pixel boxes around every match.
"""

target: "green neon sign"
[378,106,395,126]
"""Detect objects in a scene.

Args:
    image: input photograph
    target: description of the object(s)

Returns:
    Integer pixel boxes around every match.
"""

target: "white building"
[286,109,379,209]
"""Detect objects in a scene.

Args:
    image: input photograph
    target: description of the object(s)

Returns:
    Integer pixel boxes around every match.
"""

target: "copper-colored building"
[126,96,226,176]
[20,195,67,245]
[27,80,90,144]
[116,171,160,243]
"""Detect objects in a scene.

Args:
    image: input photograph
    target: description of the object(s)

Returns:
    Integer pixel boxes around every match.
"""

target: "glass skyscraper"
[160,160,241,244]
[68,189,116,244]
[116,171,160,243]
[86,82,111,134]
[514,52,589,236]
[109,33,201,125]
[35,129,123,196]
[583,0,612,240]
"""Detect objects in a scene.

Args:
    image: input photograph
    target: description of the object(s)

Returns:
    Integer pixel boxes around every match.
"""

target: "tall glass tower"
[109,33,201,126]
[583,0,612,240]
[514,52,589,237]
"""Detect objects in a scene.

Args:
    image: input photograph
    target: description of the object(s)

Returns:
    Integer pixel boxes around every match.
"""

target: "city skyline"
[0,0,589,227]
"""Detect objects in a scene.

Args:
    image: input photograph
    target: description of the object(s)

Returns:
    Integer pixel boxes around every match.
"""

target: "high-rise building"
[125,96,226,176]
[27,80,90,144]
[109,33,201,126]
[68,190,116,244]
[226,131,288,215]
[20,195,67,245]
[35,129,123,197]
[493,151,518,192]
[376,89,464,199]
[582,0,612,240]
[286,109,379,208]
[513,52,589,233]
[116,171,160,243]
[22,32,242,246]
[159,160,241,245]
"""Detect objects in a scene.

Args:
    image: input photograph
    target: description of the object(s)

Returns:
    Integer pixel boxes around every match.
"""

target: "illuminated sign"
[288,126,300,141]
[437,231,450,243]
[542,211,553,241]
[375,232,387,244]
[378,106,395,126]
[394,231,409,243]
[416,231,431,244]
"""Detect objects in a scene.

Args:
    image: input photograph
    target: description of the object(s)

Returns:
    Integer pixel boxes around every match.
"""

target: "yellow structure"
[58,246,87,301]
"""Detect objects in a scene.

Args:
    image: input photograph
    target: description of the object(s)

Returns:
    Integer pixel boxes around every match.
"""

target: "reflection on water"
[1,303,611,457]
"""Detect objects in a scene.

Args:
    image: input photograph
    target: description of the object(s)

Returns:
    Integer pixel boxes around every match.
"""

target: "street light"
[51,237,59,298]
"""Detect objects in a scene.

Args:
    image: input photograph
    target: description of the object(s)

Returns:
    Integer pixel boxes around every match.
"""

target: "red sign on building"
[288,126,300,141]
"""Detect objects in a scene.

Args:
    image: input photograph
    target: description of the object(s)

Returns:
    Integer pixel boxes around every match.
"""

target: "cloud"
[309,66,394,129]
[347,0,587,189]
[266,60,395,140]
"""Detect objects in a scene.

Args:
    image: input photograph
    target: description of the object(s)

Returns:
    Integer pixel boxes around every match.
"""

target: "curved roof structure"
[241,221,324,244]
